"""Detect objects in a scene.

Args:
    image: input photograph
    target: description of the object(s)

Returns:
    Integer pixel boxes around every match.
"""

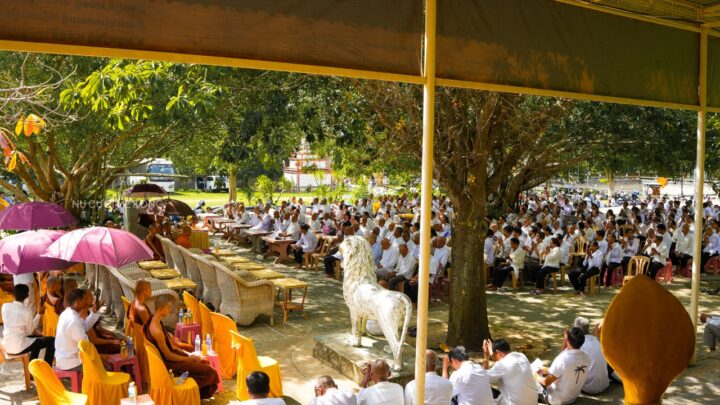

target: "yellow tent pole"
[691,26,708,364]
[415,0,437,403]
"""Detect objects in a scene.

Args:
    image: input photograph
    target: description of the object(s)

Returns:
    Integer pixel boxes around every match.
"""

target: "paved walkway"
[1,238,719,404]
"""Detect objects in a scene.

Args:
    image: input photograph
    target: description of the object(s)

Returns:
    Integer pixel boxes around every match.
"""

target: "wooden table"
[138,260,168,270]
[163,278,198,291]
[149,268,181,279]
[197,213,220,228]
[190,230,210,250]
[224,223,252,242]
[262,236,296,263]
[209,218,234,235]
[272,278,308,322]
[249,269,284,280]
[245,229,272,253]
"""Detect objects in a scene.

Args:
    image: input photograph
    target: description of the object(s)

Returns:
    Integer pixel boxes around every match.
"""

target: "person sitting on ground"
[55,288,93,371]
[1,284,55,363]
[381,244,417,291]
[442,346,494,405]
[375,238,400,279]
[530,237,562,295]
[240,371,286,404]
[482,339,537,405]
[144,294,219,399]
[405,350,453,405]
[569,241,602,296]
[144,223,165,260]
[701,312,720,352]
[357,359,405,405]
[536,327,591,405]
[487,237,525,291]
[310,375,355,405]
[174,225,193,249]
[573,317,611,395]
[291,224,318,269]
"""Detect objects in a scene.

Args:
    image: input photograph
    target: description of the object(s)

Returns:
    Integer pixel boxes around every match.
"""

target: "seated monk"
[175,226,192,249]
[144,294,219,399]
[144,224,164,261]
[42,275,64,312]
[80,289,121,354]
[129,280,192,352]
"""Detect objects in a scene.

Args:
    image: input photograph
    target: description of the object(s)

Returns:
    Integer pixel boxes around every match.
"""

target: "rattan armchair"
[194,255,222,310]
[213,262,275,326]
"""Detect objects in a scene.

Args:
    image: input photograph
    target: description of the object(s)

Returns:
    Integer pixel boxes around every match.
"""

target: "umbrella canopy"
[0,202,77,230]
[0,230,73,275]
[43,226,152,268]
[124,183,167,198]
[147,198,195,218]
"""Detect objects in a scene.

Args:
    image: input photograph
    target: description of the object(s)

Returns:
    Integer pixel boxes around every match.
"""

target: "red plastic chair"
[610,265,624,287]
[655,259,673,284]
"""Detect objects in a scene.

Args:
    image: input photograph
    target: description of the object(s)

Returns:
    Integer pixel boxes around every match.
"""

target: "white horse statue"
[339,236,413,371]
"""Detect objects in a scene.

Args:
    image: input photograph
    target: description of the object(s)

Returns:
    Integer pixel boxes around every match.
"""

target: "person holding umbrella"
[1,284,55,363]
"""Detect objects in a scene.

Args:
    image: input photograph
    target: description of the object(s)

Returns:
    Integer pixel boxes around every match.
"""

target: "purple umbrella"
[42,226,153,268]
[0,202,77,230]
[0,230,73,275]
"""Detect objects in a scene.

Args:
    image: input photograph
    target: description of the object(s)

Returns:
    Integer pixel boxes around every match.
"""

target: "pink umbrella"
[0,202,77,230]
[43,227,153,268]
[0,230,73,275]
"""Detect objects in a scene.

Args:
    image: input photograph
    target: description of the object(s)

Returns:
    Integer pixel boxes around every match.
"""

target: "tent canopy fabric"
[2,1,720,109]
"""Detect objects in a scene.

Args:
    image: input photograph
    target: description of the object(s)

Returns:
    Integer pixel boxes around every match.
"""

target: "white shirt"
[605,242,622,265]
[675,231,693,256]
[239,398,286,405]
[404,372,453,405]
[379,245,400,269]
[508,247,526,275]
[357,381,405,405]
[449,361,494,405]
[309,388,355,405]
[395,252,418,279]
[433,246,450,269]
[1,301,40,354]
[297,231,319,253]
[580,336,610,395]
[487,352,537,405]
[543,247,562,268]
[484,237,495,265]
[545,349,591,405]
[285,222,300,240]
[55,308,89,370]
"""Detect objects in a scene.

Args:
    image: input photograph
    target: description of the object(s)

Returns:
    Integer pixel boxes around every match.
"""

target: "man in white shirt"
[569,241,602,296]
[573,317,610,395]
[279,214,301,240]
[673,223,693,270]
[309,375,355,405]
[701,312,720,352]
[537,327,591,405]
[376,238,400,278]
[484,229,496,267]
[240,371,286,404]
[383,244,418,291]
[12,273,36,313]
[487,237,525,290]
[291,224,318,269]
[647,234,670,279]
[442,346,494,405]
[405,350,453,405]
[1,284,55,363]
[309,213,323,232]
[482,339,537,405]
[55,288,92,371]
[357,359,405,405]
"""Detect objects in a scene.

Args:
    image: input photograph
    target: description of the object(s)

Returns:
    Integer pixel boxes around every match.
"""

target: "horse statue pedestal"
[313,333,416,386]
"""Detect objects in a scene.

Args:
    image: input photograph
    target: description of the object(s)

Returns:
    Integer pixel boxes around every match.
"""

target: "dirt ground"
[1,239,719,404]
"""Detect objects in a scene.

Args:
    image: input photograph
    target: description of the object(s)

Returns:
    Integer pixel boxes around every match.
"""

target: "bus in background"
[127,158,176,192]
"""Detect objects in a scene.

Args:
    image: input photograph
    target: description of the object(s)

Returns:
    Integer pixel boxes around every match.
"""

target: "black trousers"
[493,265,513,288]
[621,256,632,274]
[12,336,55,363]
[388,275,407,291]
[535,266,559,289]
[293,247,305,263]
[648,261,665,279]
[569,266,599,292]
[324,247,340,275]
[600,262,622,287]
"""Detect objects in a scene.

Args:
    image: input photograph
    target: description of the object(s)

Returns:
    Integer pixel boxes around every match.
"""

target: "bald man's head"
[371,359,390,382]
[315,375,336,390]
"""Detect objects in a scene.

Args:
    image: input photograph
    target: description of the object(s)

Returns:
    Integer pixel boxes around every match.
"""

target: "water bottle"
[194,335,201,353]
[206,333,212,353]
[127,337,134,357]
[128,382,137,402]
[187,309,192,324]
[178,309,184,325]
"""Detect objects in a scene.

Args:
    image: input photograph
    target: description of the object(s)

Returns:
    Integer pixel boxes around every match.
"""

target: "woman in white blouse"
[531,237,562,295]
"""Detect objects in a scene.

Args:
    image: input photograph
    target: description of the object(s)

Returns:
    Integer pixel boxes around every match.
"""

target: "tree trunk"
[446,197,491,350]
[606,169,616,196]
[228,168,238,203]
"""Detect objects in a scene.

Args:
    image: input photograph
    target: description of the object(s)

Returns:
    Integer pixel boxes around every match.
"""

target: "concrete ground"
[1,237,719,404]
